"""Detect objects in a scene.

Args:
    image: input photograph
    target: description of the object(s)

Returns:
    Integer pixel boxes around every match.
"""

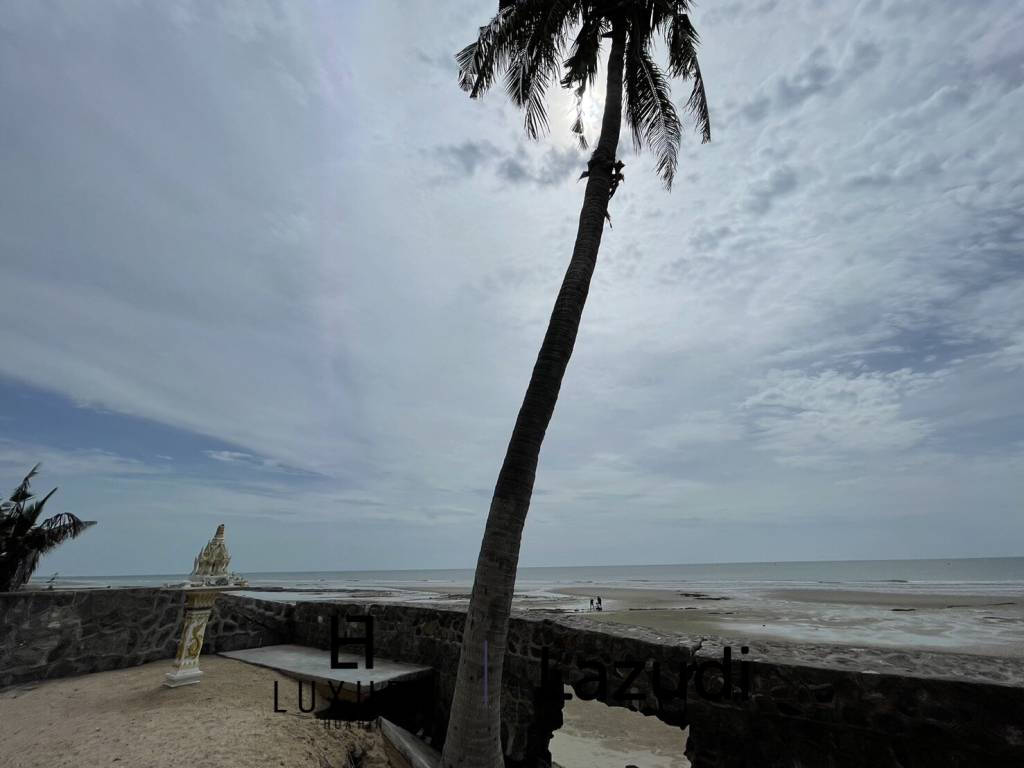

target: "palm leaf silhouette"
[0,466,96,592]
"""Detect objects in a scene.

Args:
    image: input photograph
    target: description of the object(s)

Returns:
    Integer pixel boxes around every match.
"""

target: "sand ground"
[0,657,394,768]
[0,654,681,768]
[551,693,689,768]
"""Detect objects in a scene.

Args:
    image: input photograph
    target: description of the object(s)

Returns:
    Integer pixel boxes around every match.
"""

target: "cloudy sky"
[1,0,1022,576]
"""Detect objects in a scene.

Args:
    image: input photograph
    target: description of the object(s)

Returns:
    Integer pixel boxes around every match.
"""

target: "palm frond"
[652,0,694,33]
[665,10,711,143]
[33,513,96,555]
[570,83,588,149]
[456,4,533,98]
[503,0,582,138]
[8,463,40,505]
[665,10,699,77]
[560,9,608,150]
[685,56,711,144]
[0,466,96,591]
[18,487,58,529]
[560,13,606,90]
[519,82,552,138]
[624,33,682,188]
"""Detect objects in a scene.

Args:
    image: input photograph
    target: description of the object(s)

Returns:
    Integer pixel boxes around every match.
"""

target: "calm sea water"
[42,557,1024,596]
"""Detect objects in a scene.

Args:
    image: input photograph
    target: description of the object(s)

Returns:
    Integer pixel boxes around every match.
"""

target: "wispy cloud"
[743,369,942,467]
[0,441,163,479]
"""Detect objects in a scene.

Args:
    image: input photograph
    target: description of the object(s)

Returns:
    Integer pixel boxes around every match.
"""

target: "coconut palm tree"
[0,464,96,592]
[441,2,711,766]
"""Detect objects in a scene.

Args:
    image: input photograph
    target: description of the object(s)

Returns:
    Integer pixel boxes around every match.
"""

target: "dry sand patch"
[0,656,394,768]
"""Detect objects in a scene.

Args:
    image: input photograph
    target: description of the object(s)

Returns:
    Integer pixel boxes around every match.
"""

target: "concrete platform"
[219,644,432,692]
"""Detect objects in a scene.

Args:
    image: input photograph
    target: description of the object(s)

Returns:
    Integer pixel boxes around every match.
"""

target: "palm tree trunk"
[440,23,628,768]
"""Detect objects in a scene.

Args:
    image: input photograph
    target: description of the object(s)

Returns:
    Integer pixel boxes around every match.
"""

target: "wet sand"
[765,588,1022,608]
[558,586,1024,658]
[242,580,1024,657]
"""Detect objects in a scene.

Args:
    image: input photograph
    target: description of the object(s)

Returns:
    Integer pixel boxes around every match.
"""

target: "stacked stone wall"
[3,589,1023,767]
[0,588,291,687]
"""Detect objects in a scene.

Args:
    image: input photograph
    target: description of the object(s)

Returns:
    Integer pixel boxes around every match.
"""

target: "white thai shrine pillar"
[164,523,247,688]
[163,587,220,687]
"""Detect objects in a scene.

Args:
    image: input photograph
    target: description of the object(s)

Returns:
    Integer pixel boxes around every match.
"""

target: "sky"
[0,0,1022,576]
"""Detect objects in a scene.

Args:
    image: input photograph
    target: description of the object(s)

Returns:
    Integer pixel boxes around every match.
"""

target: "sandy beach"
[0,656,395,768]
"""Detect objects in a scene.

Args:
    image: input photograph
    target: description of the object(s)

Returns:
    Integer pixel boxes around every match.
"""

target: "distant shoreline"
[34,554,1024,584]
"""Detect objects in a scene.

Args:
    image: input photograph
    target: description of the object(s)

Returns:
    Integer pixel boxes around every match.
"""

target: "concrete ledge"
[380,717,441,768]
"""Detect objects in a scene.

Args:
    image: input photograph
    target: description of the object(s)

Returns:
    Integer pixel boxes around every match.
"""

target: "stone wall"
[685,636,1024,768]
[0,588,291,687]
[3,589,1024,767]
[204,591,294,653]
[286,599,1024,768]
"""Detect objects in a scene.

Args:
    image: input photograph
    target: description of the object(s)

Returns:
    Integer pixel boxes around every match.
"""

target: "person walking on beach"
[589,598,595,611]
[596,596,603,611]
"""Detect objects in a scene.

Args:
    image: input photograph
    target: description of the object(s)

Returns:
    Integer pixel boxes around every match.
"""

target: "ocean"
[41,556,1024,596]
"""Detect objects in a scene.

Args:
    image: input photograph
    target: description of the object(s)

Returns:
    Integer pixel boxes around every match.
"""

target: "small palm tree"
[0,464,96,592]
[442,2,711,766]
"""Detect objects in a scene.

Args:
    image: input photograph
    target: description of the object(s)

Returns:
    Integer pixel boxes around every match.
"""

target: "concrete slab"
[219,644,432,692]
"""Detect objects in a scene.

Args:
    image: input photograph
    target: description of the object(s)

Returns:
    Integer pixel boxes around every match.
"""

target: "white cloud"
[1,0,1022,570]
[204,450,255,464]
